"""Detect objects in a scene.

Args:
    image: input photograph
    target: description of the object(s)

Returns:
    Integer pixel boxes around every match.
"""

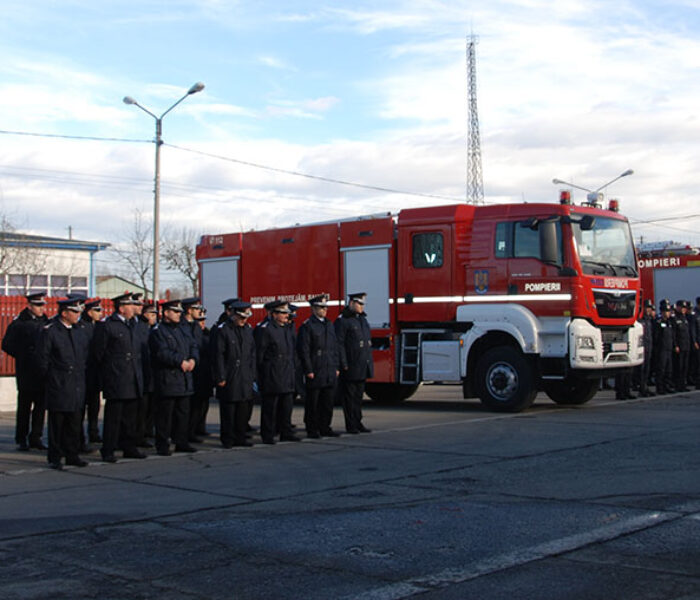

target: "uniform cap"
[26,292,46,305]
[112,292,134,306]
[660,299,671,311]
[194,307,208,321]
[643,299,653,308]
[58,295,85,312]
[161,299,184,313]
[222,297,240,309]
[263,300,277,311]
[231,300,253,318]
[348,292,366,304]
[142,301,157,314]
[84,299,102,311]
[309,295,328,307]
[676,299,685,308]
[130,292,144,305]
[181,297,202,309]
[269,300,290,313]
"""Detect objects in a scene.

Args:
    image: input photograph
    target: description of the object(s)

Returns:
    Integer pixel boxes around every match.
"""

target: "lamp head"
[187,82,205,95]
[123,96,137,105]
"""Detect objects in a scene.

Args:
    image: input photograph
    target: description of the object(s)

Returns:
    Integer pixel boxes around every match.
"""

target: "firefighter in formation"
[3,290,379,468]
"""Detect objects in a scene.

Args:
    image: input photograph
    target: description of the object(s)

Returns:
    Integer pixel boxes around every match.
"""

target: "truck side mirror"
[580,215,596,231]
[539,221,560,265]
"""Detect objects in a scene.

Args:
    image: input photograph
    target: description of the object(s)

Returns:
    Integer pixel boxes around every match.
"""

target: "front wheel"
[542,377,599,405]
[474,346,537,412]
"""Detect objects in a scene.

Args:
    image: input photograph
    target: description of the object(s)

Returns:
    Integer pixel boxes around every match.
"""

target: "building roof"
[0,231,110,252]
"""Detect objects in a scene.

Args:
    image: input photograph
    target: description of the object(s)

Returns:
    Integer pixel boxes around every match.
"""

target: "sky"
[1,0,699,289]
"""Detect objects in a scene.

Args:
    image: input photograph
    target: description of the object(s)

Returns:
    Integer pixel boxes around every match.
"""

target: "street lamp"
[123,81,205,301]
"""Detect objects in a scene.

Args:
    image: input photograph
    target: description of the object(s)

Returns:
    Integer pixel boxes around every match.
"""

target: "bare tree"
[0,213,48,294]
[111,208,153,298]
[161,226,199,296]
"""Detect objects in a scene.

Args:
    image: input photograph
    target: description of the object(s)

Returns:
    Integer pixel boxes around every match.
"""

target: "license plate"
[611,342,627,352]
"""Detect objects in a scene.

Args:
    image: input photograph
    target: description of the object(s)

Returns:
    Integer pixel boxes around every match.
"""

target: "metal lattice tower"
[466,35,484,205]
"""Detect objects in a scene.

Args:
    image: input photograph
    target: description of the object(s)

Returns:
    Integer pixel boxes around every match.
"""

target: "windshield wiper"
[582,260,618,275]
[618,264,637,276]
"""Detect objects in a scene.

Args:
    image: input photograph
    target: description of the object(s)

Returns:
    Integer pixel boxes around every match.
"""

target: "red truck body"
[198,200,643,411]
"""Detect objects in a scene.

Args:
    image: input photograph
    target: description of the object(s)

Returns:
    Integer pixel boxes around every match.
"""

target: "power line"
[0,129,151,144]
[165,143,464,202]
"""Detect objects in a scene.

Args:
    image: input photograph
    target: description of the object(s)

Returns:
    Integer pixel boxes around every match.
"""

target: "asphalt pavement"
[1,386,699,600]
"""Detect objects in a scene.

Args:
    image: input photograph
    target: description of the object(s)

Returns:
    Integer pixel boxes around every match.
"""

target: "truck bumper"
[568,319,644,370]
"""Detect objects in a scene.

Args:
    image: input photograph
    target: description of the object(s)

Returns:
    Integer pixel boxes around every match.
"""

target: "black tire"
[474,346,537,412]
[543,377,599,405]
[364,382,420,404]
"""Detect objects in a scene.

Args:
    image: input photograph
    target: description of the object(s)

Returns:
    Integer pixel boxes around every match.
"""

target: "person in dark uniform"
[255,300,299,444]
[37,296,91,469]
[149,299,199,455]
[636,299,656,397]
[297,295,341,438]
[213,300,257,448]
[2,292,49,451]
[654,299,674,394]
[179,297,205,443]
[127,293,154,449]
[193,307,213,437]
[690,297,700,389]
[334,292,374,434]
[78,299,103,451]
[671,299,691,393]
[138,301,159,441]
[91,293,146,463]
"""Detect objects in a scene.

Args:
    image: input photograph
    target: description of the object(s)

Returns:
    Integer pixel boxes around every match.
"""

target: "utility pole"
[466,35,484,205]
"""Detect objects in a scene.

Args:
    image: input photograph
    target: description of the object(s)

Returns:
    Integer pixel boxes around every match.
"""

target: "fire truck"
[637,241,700,306]
[197,195,644,412]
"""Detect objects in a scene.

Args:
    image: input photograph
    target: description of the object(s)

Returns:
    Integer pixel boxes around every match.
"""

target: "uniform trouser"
[134,392,153,442]
[189,388,211,437]
[219,401,251,445]
[637,356,653,395]
[48,409,82,464]
[155,395,190,451]
[340,379,365,432]
[655,352,673,393]
[304,386,335,434]
[102,398,139,456]
[261,393,293,440]
[81,387,100,444]
[615,370,633,398]
[15,387,46,445]
[673,350,690,391]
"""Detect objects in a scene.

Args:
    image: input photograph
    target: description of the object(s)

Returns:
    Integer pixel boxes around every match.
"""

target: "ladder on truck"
[399,329,446,384]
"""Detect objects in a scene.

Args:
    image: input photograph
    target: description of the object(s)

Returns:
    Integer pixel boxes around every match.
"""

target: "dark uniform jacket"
[37,316,90,412]
[640,313,654,356]
[334,308,374,382]
[255,319,296,395]
[213,320,256,403]
[78,316,100,393]
[135,316,155,394]
[91,313,144,400]
[671,311,691,351]
[149,321,199,398]
[653,316,674,355]
[297,314,340,388]
[688,311,700,347]
[2,308,48,391]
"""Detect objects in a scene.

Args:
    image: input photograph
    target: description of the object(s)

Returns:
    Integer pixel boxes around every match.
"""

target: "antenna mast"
[466,35,484,205]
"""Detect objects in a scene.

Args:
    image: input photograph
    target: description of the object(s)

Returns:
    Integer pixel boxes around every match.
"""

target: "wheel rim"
[486,361,519,401]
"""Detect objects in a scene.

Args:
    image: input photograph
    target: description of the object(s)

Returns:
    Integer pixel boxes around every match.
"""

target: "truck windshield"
[572,215,637,276]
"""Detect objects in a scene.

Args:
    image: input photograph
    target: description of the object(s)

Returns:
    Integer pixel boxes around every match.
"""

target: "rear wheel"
[474,346,537,412]
[365,382,420,404]
[542,377,599,405]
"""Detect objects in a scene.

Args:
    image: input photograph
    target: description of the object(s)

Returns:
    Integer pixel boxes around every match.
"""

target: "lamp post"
[123,81,205,301]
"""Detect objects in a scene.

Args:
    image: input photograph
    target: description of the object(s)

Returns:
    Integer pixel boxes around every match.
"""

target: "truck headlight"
[576,336,596,349]
[637,336,644,348]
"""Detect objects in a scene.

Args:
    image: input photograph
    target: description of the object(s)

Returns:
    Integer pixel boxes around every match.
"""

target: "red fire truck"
[197,197,643,412]
[637,242,700,306]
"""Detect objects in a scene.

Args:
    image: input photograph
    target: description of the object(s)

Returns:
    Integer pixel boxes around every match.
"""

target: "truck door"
[342,246,391,329]
[199,257,239,327]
